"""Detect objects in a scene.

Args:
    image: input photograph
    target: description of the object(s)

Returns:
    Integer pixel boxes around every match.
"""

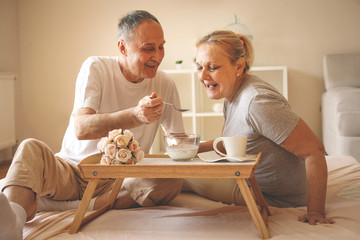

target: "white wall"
[0,0,19,161]
[1,0,360,153]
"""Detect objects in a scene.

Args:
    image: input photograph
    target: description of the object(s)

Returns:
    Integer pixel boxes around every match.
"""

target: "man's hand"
[133,92,163,124]
[298,211,335,225]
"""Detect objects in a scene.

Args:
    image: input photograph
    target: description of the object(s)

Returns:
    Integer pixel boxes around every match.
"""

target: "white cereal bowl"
[164,134,200,161]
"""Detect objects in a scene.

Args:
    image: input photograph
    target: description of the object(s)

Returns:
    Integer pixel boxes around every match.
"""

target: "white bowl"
[164,134,200,161]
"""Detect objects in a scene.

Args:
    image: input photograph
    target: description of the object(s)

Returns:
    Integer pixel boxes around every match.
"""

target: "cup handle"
[213,137,226,156]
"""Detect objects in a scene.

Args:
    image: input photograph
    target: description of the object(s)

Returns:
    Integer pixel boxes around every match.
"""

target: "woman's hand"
[280,118,334,225]
[298,211,335,225]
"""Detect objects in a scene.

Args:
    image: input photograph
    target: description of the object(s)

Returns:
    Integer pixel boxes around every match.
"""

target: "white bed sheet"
[10,155,360,239]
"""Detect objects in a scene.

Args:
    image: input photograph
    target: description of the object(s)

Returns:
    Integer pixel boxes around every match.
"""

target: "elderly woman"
[184,30,334,225]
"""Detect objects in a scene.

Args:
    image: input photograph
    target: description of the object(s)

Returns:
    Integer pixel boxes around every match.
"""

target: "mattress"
[4,155,360,239]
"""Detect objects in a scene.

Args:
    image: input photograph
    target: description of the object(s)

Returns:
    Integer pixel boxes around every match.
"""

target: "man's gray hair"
[117,10,160,41]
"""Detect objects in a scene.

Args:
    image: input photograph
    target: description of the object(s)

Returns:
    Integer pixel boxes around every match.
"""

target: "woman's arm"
[199,140,215,153]
[199,126,225,153]
[280,118,335,225]
[199,139,228,153]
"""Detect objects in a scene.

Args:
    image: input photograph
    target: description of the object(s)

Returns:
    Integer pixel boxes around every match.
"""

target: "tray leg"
[106,178,124,208]
[69,178,124,234]
[79,178,124,228]
[69,178,99,234]
[248,177,271,220]
[236,178,270,239]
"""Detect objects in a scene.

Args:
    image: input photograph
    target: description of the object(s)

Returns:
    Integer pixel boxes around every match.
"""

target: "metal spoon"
[149,96,189,112]
[162,101,189,112]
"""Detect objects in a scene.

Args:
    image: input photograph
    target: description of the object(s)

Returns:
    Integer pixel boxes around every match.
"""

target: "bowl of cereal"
[164,134,200,161]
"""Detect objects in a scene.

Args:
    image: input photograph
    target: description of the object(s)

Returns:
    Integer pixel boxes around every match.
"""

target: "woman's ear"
[236,58,246,75]
[118,40,127,56]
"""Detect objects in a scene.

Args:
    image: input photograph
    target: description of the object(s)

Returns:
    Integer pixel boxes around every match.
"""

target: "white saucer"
[198,151,257,163]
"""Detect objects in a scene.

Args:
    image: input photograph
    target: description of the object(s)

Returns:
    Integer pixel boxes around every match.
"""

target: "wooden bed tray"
[69,152,271,239]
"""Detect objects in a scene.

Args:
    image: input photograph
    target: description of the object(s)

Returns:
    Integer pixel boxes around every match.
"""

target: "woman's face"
[196,44,244,102]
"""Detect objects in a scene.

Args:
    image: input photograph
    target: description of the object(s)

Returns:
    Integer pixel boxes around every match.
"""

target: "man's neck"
[118,60,144,83]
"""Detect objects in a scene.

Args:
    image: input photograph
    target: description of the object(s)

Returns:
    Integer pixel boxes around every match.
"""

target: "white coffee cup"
[213,136,247,158]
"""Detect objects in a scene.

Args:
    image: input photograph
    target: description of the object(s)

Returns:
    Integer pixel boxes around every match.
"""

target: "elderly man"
[0,10,184,239]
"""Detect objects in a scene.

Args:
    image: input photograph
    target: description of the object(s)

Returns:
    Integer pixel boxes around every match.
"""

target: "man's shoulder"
[154,70,173,82]
[146,71,177,92]
[84,56,118,65]
[80,56,119,75]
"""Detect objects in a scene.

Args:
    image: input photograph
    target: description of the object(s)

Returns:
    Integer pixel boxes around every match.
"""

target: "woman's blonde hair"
[196,30,254,74]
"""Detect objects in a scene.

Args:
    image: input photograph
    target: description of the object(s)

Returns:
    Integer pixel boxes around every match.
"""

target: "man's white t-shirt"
[56,56,184,164]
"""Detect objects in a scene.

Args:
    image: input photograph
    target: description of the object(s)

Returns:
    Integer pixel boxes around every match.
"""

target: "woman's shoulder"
[245,75,275,90]
[243,74,285,101]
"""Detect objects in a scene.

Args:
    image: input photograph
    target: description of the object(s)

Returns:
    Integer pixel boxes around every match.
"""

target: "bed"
[2,155,359,239]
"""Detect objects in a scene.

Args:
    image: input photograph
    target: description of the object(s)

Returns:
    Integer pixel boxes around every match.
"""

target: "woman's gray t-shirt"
[222,75,307,207]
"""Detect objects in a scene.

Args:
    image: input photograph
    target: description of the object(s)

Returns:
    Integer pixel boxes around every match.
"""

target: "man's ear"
[118,40,127,56]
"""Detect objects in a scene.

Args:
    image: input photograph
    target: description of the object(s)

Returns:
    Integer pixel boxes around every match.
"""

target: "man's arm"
[280,118,335,225]
[74,92,163,140]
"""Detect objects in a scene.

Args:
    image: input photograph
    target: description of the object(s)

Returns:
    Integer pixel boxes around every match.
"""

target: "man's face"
[119,20,165,83]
